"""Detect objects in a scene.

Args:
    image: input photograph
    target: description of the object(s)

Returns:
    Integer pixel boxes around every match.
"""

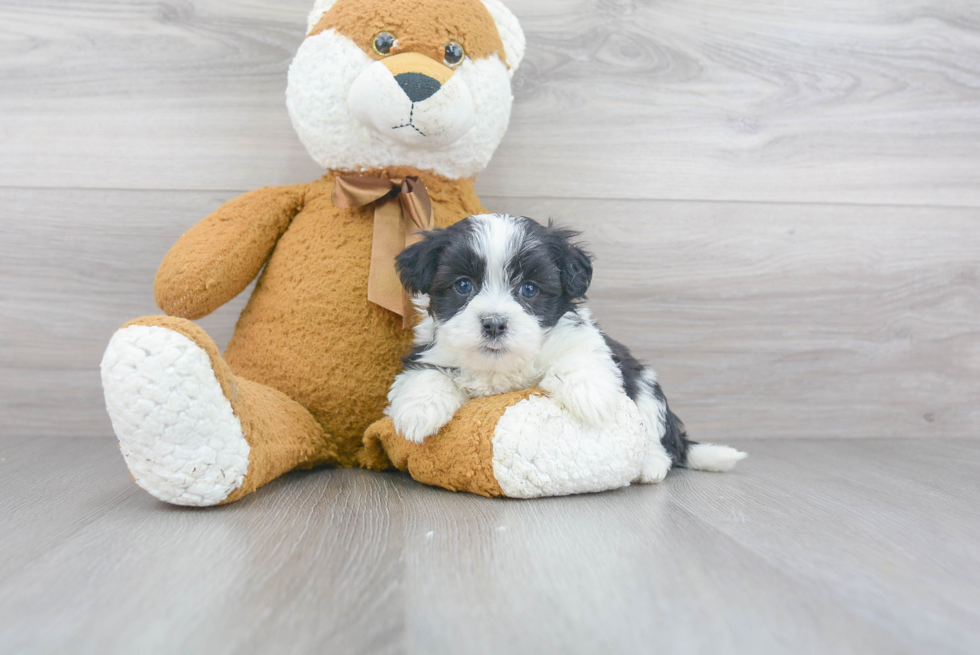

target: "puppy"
[386,213,745,483]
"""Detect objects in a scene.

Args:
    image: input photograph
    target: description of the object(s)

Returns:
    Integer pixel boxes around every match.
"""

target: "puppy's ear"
[396,229,447,295]
[547,221,594,299]
[561,243,594,299]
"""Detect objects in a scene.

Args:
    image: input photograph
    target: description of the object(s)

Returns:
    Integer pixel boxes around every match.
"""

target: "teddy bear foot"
[101,323,251,507]
[491,393,648,499]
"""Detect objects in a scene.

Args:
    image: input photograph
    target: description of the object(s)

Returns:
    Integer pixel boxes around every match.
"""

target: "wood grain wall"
[2,0,979,440]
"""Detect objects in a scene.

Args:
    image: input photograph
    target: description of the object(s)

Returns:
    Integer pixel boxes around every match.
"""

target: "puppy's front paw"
[386,369,466,444]
[541,372,622,428]
[385,392,461,443]
[389,399,458,444]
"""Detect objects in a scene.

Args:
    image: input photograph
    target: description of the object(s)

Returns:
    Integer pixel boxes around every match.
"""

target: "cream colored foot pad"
[492,394,646,499]
[101,326,250,506]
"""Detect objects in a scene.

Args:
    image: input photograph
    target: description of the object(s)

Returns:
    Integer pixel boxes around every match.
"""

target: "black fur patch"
[653,382,690,466]
[603,334,645,402]
[602,333,690,466]
[542,220,593,300]
[401,343,456,374]
[396,228,456,296]
[509,217,594,328]
[396,220,487,322]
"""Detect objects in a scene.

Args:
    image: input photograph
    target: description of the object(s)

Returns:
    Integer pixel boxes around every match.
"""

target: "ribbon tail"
[368,199,413,320]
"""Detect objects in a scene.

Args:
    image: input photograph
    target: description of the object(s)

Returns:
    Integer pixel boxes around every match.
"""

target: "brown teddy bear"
[101,0,739,507]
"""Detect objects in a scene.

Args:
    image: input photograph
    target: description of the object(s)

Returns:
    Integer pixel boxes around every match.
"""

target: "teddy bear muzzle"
[348,51,477,150]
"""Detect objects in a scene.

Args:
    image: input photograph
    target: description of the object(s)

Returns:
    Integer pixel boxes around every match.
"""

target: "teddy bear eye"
[373,32,395,56]
[444,42,465,66]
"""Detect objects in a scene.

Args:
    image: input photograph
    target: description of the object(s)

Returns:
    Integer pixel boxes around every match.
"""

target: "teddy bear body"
[155,171,484,469]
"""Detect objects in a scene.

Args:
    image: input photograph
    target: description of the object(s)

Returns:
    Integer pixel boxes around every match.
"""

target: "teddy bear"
[100,0,701,507]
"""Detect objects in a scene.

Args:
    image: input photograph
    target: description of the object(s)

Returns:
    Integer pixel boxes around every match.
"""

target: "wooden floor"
[1,437,978,654]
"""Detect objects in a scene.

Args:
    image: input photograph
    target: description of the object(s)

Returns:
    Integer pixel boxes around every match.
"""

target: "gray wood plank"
[0,437,138,581]
[0,438,406,655]
[2,1,979,206]
[669,439,980,654]
[3,187,978,440]
[0,0,320,191]
[2,437,979,654]
[396,475,903,655]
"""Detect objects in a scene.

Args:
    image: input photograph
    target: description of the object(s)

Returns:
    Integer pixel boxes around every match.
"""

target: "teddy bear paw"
[490,393,648,498]
[101,325,250,506]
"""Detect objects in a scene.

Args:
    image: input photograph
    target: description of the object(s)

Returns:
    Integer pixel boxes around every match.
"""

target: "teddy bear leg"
[365,390,649,499]
[101,316,334,507]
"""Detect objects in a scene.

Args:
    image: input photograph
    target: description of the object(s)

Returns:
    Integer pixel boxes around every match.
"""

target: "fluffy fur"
[386,214,746,481]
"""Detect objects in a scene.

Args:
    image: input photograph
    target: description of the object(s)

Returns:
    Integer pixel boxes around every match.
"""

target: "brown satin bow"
[332,174,435,328]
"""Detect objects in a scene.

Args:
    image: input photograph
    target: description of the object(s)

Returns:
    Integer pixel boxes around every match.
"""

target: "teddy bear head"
[287,0,525,180]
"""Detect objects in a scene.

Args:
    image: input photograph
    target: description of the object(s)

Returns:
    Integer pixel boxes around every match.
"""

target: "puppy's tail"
[661,404,746,472]
[633,364,746,473]
[656,388,746,472]
[685,442,747,472]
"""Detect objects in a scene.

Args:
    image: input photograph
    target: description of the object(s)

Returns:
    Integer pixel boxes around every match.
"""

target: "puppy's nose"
[482,316,508,339]
[395,73,441,103]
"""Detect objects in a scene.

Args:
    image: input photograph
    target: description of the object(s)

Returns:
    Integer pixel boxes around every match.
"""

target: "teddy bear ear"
[481,0,526,76]
[306,0,338,35]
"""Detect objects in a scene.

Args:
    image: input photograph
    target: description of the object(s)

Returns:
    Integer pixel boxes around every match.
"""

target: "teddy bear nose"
[395,72,442,103]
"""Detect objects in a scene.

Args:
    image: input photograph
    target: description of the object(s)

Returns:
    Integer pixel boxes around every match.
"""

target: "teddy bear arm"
[365,385,654,499]
[154,185,308,319]
[363,390,540,497]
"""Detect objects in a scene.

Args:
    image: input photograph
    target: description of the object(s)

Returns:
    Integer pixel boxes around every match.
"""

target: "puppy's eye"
[455,278,474,295]
[373,32,395,56]
[444,41,465,66]
[520,282,539,299]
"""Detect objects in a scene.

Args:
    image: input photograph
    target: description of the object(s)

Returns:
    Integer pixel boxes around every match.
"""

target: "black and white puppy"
[387,213,745,483]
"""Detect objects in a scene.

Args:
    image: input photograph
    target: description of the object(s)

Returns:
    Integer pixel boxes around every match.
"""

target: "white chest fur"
[449,358,542,398]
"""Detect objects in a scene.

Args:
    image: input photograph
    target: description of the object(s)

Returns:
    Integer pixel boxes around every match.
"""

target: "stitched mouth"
[392,103,426,137]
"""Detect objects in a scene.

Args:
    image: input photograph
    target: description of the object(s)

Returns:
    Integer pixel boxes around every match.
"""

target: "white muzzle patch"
[348,60,476,150]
